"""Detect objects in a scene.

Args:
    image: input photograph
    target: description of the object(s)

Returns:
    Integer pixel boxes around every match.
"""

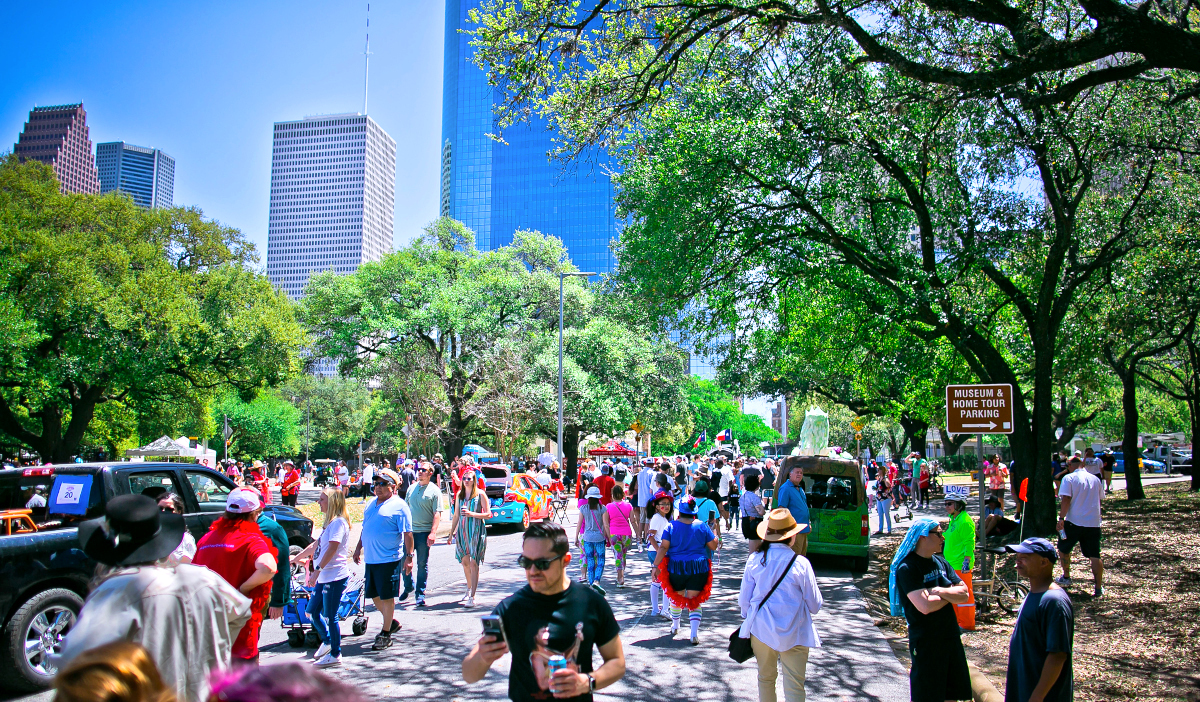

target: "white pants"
[751,635,810,702]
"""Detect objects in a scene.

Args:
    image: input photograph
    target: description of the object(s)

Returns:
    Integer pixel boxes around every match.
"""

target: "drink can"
[547,655,568,675]
[1058,529,1067,540]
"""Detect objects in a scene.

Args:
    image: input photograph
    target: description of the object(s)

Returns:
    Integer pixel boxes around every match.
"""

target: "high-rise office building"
[96,142,175,209]
[440,0,617,273]
[13,103,100,195]
[265,114,397,300]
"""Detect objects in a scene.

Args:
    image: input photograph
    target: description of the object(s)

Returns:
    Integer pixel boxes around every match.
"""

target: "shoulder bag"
[728,550,799,663]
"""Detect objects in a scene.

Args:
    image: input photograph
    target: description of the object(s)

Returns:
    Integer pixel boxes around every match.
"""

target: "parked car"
[483,467,553,530]
[1110,452,1166,474]
[0,462,313,693]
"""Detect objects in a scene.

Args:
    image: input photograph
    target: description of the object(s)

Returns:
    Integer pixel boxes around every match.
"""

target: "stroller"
[282,571,369,648]
[892,483,913,523]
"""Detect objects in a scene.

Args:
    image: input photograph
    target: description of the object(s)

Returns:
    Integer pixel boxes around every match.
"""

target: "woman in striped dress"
[448,470,491,608]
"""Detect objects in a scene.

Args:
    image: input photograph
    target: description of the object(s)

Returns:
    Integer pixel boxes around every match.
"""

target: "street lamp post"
[558,271,596,482]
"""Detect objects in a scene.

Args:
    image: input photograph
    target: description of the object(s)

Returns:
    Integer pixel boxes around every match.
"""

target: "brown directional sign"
[945,384,1014,434]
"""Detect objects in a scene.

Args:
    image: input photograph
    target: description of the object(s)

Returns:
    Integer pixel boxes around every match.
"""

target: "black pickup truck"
[0,462,313,692]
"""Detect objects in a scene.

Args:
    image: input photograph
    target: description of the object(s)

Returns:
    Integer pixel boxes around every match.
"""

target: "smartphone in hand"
[481,614,506,643]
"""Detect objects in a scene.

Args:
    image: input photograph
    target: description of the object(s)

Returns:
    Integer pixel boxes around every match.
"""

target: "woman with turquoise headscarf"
[888,518,973,702]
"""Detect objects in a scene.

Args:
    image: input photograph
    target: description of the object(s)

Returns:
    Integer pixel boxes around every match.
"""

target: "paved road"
[6,498,910,702]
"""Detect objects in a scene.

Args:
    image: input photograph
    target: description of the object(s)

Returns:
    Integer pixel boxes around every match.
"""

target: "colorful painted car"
[485,470,553,529]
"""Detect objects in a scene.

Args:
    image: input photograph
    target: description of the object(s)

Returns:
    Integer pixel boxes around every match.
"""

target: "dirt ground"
[853,481,1200,701]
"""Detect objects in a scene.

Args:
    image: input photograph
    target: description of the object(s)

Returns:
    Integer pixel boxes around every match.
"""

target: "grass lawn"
[855,481,1200,701]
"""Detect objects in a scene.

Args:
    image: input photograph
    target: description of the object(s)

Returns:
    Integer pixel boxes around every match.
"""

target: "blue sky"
[1,0,445,262]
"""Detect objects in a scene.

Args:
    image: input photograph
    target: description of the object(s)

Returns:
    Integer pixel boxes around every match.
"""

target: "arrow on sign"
[961,422,997,430]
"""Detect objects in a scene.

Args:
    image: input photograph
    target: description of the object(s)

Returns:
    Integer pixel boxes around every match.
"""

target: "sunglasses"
[928,530,944,537]
[517,554,564,571]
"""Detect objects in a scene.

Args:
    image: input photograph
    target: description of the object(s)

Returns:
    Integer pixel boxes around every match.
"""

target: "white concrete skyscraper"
[265,113,396,299]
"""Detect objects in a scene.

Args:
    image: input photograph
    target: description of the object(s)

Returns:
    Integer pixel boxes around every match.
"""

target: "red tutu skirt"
[656,558,713,610]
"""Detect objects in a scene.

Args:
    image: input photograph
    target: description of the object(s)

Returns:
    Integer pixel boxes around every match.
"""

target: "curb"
[969,660,1003,701]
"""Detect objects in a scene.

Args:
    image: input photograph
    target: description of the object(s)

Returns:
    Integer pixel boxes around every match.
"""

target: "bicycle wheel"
[995,580,1030,614]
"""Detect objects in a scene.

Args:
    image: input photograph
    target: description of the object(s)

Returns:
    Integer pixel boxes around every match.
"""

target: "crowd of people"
[39,445,1109,702]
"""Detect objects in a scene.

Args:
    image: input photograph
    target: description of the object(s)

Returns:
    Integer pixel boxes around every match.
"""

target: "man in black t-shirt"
[463,522,625,701]
[894,522,973,702]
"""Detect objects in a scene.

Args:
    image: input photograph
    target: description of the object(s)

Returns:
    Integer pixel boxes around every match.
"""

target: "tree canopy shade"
[0,157,305,462]
[471,14,1200,529]
[212,389,302,460]
[469,0,1200,154]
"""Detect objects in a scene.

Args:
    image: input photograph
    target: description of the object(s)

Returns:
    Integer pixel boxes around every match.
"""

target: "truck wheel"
[1,588,83,692]
[850,556,869,573]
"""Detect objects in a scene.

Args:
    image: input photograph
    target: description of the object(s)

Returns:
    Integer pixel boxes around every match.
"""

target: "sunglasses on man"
[517,554,564,571]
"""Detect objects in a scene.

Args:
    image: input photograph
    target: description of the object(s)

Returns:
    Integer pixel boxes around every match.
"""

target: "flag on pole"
[692,430,707,449]
[716,428,733,442]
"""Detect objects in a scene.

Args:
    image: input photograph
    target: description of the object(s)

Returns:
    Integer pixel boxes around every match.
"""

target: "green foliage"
[655,377,779,457]
[303,220,593,457]
[0,156,305,461]
[280,375,371,459]
[212,389,301,459]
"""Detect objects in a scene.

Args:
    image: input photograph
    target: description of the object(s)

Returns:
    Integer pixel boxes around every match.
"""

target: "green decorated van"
[770,455,870,572]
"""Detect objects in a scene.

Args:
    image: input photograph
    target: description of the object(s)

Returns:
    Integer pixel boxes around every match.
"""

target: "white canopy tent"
[125,435,197,460]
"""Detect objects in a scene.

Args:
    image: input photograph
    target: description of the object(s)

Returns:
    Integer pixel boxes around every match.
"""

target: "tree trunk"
[444,407,468,462]
[1190,396,1200,492]
[900,416,929,457]
[563,425,581,486]
[941,431,973,456]
[1120,371,1146,500]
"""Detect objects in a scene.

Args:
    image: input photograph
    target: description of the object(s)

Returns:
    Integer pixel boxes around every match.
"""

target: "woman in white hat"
[738,508,823,702]
[575,485,611,594]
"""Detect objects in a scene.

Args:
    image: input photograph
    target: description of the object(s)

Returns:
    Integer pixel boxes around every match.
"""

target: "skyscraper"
[96,142,175,209]
[12,103,100,195]
[265,114,397,300]
[440,0,617,273]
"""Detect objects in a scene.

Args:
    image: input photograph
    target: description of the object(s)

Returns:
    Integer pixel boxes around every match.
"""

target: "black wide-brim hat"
[78,494,186,566]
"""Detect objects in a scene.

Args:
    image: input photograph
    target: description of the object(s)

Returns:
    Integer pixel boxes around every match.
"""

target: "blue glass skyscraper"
[440,0,617,273]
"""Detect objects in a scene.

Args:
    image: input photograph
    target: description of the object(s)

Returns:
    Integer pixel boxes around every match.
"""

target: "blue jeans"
[876,498,892,533]
[583,540,606,584]
[402,532,431,596]
[308,577,348,656]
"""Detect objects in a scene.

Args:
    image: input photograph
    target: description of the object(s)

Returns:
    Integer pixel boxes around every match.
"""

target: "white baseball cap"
[226,488,262,513]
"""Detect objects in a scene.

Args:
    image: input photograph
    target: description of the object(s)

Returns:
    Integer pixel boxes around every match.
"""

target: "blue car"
[1110,452,1166,474]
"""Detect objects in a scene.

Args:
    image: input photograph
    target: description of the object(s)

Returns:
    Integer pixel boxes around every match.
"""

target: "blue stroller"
[282,572,368,648]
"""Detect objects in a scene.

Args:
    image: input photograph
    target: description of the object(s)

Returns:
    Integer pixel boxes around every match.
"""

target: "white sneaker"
[314,642,331,659]
[313,652,341,668]
[464,595,476,608]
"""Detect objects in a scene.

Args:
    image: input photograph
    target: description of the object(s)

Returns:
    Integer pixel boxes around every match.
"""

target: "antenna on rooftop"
[363,3,372,115]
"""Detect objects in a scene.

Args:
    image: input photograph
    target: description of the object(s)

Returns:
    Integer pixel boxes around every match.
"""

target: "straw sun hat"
[757,508,808,542]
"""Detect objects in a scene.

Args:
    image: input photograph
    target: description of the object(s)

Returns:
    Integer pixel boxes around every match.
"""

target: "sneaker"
[1055,576,1072,587]
[389,619,401,634]
[313,653,341,668]
[314,642,331,659]
[670,623,679,636]
[398,588,413,602]
[464,595,475,608]
[372,633,393,651]
[1094,586,1104,597]
[416,595,427,607]
[690,636,700,646]
[591,583,606,596]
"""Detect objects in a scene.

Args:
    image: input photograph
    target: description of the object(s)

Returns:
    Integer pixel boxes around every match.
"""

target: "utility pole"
[557,271,595,478]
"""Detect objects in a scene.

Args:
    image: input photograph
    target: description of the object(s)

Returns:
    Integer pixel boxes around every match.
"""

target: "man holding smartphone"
[462,522,626,700]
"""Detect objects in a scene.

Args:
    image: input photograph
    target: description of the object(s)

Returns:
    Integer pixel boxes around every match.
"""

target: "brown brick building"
[13,103,101,194]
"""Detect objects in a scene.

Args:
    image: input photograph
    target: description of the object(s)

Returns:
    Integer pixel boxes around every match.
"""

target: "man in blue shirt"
[774,458,811,556]
[352,468,414,650]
